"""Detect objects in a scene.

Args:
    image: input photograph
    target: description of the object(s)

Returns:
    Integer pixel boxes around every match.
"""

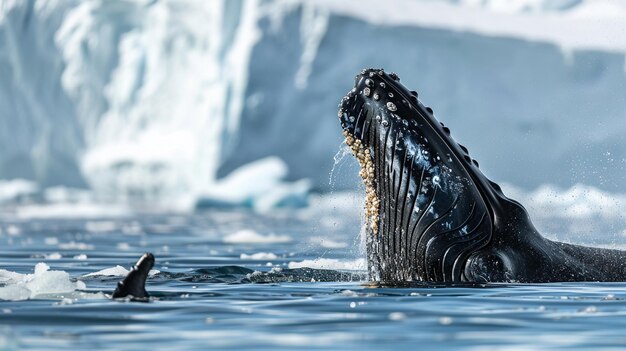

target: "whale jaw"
[339,68,503,282]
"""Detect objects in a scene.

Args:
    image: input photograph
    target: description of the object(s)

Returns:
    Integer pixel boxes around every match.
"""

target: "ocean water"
[2,195,626,351]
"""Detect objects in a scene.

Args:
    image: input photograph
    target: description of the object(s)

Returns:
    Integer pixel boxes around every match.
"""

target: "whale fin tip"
[112,252,155,300]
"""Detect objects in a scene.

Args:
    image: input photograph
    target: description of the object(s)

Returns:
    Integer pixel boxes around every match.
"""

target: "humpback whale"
[339,68,626,283]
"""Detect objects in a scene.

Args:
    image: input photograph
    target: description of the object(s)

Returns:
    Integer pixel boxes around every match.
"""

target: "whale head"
[339,68,550,283]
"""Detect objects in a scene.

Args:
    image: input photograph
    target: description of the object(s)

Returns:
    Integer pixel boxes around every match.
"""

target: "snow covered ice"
[1,0,626,211]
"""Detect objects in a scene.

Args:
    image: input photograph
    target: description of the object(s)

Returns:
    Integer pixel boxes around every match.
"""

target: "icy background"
[1,0,626,217]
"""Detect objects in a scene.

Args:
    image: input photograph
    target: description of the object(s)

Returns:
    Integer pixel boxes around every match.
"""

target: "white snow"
[313,0,626,54]
[223,229,292,244]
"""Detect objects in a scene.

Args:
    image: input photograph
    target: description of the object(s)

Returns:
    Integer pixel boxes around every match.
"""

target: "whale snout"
[338,68,495,282]
[338,68,413,142]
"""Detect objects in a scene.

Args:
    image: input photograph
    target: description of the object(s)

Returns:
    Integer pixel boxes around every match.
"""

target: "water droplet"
[386,102,397,111]
[379,82,386,88]
[351,88,357,93]
[363,87,371,97]
[388,92,394,98]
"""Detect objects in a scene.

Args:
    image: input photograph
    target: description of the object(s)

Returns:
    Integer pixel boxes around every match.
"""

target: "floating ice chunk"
[0,263,86,301]
[501,183,626,221]
[0,179,38,204]
[73,254,88,260]
[83,265,129,277]
[83,265,159,277]
[58,242,94,250]
[44,237,59,245]
[223,230,292,244]
[44,187,93,204]
[195,157,311,212]
[14,204,130,219]
[287,258,366,271]
[85,221,117,232]
[240,252,279,260]
[309,236,349,249]
[44,253,62,260]
[5,225,21,236]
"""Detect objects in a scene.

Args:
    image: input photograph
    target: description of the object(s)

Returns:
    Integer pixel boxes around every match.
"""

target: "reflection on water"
[2,202,626,350]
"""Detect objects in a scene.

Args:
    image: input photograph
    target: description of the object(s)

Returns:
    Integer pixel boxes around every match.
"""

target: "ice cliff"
[1,0,626,206]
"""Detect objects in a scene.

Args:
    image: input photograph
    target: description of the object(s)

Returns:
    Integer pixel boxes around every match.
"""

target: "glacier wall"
[1,0,626,205]
[1,0,260,201]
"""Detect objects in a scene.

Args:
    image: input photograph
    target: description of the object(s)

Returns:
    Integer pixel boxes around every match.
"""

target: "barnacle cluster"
[343,130,380,235]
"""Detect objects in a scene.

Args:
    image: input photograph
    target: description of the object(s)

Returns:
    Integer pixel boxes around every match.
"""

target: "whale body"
[339,68,626,283]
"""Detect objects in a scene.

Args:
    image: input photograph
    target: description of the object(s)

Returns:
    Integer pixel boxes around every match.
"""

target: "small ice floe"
[239,252,278,260]
[44,253,62,260]
[73,254,88,260]
[501,183,626,221]
[58,241,94,250]
[14,203,130,219]
[309,236,348,249]
[287,258,366,271]
[194,157,311,212]
[0,179,38,204]
[388,312,407,321]
[44,237,59,245]
[85,221,117,232]
[0,263,86,301]
[223,229,291,244]
[6,225,21,236]
[83,265,160,277]
[116,242,131,250]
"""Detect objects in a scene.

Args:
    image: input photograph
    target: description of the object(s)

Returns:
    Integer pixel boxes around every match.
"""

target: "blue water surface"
[1,205,626,350]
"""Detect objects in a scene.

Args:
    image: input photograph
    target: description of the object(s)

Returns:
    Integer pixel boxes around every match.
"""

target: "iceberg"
[1,0,626,206]
[194,157,310,212]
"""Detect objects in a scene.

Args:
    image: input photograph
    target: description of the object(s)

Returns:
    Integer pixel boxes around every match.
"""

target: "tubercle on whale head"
[337,68,544,283]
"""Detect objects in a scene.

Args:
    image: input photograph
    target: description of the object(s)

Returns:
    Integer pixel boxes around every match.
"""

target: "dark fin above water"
[112,253,155,300]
